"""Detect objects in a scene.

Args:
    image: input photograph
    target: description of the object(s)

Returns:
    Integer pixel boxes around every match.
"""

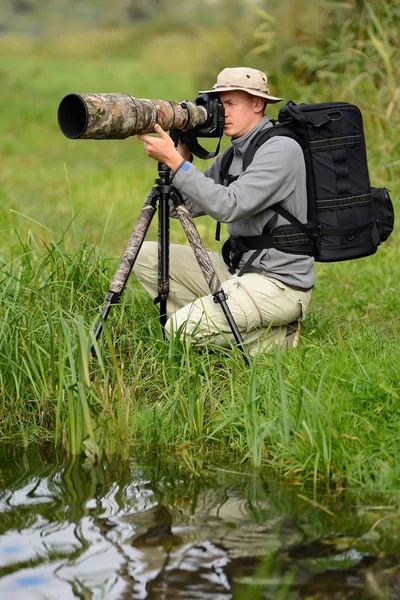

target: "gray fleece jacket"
[171,115,315,290]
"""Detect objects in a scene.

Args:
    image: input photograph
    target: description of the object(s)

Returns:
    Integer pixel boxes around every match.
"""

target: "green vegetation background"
[1,0,399,496]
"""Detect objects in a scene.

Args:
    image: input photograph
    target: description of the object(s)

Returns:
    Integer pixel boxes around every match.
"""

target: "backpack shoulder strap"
[219,146,235,184]
[241,125,316,243]
[216,146,236,241]
[243,124,302,171]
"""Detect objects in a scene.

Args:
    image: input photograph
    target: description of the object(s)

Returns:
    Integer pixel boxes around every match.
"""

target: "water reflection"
[0,445,399,599]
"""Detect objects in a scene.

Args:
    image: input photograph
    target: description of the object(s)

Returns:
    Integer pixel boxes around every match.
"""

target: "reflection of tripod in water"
[92,161,248,362]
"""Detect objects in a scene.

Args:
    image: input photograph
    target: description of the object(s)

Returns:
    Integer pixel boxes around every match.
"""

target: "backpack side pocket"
[371,187,394,243]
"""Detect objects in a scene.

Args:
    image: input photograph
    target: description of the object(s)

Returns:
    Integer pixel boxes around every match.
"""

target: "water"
[0,445,399,599]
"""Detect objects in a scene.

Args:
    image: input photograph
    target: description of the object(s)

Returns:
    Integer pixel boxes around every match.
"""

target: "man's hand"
[138,124,185,171]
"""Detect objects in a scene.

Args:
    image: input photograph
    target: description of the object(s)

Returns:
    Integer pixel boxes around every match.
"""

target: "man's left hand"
[138,124,184,171]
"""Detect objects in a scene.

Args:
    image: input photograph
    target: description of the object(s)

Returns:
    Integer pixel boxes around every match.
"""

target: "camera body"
[189,93,225,139]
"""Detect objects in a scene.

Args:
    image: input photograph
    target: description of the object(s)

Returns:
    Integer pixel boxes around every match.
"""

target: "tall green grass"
[0,0,399,494]
[1,226,399,493]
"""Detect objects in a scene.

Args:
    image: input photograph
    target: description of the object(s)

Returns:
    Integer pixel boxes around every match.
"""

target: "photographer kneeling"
[135,67,315,355]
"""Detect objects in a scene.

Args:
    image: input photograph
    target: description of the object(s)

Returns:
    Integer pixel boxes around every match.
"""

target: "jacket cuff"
[171,160,192,182]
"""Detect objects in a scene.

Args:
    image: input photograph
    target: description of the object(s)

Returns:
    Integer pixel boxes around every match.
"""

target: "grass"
[0,2,399,497]
[1,229,399,494]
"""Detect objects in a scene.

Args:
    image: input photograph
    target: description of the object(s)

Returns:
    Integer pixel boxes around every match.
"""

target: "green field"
[1,2,400,498]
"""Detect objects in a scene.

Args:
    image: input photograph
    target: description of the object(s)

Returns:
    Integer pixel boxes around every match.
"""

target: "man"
[135,67,315,355]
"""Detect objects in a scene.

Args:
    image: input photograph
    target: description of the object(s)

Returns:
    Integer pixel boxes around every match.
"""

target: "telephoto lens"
[57,93,208,139]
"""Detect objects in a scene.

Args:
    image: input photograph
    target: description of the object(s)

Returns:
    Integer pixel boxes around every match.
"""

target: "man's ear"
[253,96,265,114]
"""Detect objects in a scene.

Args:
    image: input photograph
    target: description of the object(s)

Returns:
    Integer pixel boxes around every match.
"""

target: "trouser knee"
[165,304,209,343]
[165,298,234,347]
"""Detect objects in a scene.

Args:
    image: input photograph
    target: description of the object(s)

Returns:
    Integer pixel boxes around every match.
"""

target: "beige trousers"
[133,242,312,355]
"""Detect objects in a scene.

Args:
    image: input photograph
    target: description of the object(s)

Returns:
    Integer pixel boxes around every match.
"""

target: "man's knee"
[165,302,212,344]
[165,296,237,348]
[166,310,199,340]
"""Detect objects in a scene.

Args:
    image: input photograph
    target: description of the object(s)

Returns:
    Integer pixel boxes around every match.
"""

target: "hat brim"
[198,86,282,104]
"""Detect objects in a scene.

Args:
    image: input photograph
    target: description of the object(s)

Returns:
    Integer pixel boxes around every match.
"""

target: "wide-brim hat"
[199,67,282,104]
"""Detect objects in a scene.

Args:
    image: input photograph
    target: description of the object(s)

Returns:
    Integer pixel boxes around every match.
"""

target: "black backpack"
[220,101,394,272]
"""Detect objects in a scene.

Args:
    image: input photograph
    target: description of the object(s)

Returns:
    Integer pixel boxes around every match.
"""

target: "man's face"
[219,90,264,139]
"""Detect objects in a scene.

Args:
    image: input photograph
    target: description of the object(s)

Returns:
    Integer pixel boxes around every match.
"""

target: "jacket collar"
[230,115,272,155]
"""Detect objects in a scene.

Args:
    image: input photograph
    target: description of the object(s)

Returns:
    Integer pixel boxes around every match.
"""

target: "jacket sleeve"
[169,151,225,218]
[171,136,304,223]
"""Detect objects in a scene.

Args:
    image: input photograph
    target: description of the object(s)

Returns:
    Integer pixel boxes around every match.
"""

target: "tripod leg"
[172,197,249,362]
[155,186,169,330]
[91,190,159,354]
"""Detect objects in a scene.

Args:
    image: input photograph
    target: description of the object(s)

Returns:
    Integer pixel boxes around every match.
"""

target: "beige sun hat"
[199,67,282,103]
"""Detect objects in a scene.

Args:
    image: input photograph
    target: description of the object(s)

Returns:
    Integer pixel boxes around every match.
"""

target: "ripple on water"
[0,446,399,600]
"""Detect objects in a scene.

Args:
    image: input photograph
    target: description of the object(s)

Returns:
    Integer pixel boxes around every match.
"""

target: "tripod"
[92,161,248,362]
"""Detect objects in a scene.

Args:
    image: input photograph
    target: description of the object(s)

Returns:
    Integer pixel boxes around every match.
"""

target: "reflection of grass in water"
[0,446,397,599]
[0,3,400,494]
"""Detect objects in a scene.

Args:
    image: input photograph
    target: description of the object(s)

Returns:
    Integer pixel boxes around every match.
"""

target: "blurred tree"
[10,0,37,13]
